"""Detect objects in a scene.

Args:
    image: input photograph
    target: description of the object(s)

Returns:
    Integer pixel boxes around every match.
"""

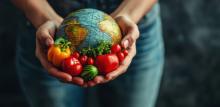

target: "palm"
[84,16,140,87]
[35,21,86,86]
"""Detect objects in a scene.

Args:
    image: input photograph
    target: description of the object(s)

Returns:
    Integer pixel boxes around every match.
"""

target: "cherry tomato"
[87,57,94,65]
[111,44,121,53]
[79,55,88,65]
[122,49,128,57]
[62,57,82,76]
[72,51,80,59]
[117,52,125,63]
[67,64,82,76]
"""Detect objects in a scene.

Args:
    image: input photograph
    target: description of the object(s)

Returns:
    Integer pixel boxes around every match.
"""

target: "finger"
[82,83,88,88]
[72,77,84,86]
[94,75,109,84]
[94,76,104,84]
[39,21,57,38]
[87,81,96,87]
[36,21,57,47]
[106,44,136,80]
[36,29,54,47]
[115,16,139,49]
[106,58,130,80]
[121,26,139,49]
[43,60,72,82]
[36,47,72,82]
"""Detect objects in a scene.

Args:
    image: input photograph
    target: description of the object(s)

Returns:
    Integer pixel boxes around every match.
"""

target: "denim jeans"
[16,3,164,107]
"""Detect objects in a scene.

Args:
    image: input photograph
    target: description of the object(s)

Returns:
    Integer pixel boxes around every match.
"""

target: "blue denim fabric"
[16,2,164,107]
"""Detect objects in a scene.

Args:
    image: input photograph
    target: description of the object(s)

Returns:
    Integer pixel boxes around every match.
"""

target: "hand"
[84,15,140,87]
[35,21,85,86]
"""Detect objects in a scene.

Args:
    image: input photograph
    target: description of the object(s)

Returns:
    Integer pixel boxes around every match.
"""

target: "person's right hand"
[35,21,85,86]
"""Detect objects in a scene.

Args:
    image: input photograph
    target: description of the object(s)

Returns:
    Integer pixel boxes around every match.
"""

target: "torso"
[48,0,121,17]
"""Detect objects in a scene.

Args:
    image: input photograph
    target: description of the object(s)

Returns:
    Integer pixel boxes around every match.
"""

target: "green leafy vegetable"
[80,41,112,57]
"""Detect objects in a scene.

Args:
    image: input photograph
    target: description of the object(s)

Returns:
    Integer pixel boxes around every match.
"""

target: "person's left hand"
[35,21,85,86]
[83,15,140,87]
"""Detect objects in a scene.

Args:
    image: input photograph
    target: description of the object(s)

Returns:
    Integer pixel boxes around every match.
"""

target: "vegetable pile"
[47,37,128,81]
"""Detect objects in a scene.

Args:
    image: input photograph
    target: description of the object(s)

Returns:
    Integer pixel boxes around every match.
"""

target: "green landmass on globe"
[56,8,122,52]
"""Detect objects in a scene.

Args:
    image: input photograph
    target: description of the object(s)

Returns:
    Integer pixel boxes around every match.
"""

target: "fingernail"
[83,84,88,88]
[46,39,53,46]
[66,76,72,82]
[106,75,112,80]
[96,80,100,84]
[123,40,129,48]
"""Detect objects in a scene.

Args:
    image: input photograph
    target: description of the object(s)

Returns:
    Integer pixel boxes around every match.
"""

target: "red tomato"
[62,57,82,76]
[111,44,121,53]
[71,51,80,59]
[117,52,125,63]
[79,55,88,65]
[87,57,94,65]
[122,49,128,57]
[95,54,119,75]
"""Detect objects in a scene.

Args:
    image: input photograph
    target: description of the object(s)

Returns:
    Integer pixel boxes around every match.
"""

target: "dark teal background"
[0,0,219,107]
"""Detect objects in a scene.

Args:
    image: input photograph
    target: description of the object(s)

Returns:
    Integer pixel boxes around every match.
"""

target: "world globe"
[56,8,122,52]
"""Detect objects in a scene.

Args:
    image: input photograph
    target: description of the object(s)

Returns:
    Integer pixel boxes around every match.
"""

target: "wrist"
[111,11,129,20]
[53,16,63,28]
[111,9,140,23]
[111,0,157,23]
[27,12,63,29]
[15,0,63,29]
[111,13,135,26]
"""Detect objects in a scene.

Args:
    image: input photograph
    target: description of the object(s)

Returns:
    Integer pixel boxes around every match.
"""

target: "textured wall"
[157,0,220,107]
[0,1,28,107]
[0,0,219,107]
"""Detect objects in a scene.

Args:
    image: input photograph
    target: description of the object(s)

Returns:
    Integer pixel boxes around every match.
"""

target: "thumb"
[121,26,139,49]
[36,24,55,47]
[45,36,54,47]
[36,27,55,47]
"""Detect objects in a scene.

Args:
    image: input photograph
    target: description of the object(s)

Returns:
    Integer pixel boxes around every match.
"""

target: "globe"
[56,8,122,52]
